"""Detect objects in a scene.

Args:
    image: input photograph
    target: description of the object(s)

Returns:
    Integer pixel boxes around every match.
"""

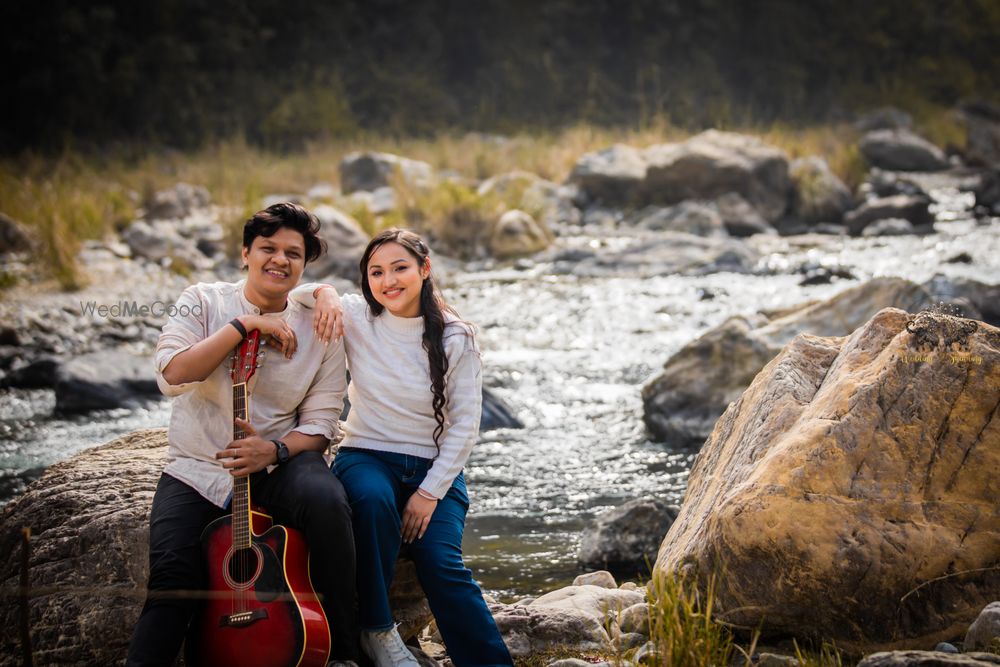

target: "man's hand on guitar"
[216,417,278,476]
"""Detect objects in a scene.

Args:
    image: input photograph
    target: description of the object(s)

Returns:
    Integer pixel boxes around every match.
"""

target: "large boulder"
[54,349,161,413]
[654,308,1000,653]
[579,498,678,576]
[789,156,853,223]
[859,129,950,172]
[0,429,433,666]
[641,130,791,222]
[301,204,369,282]
[642,277,934,444]
[145,183,211,221]
[844,194,934,236]
[488,210,551,259]
[857,652,1000,666]
[339,151,435,195]
[964,602,1000,652]
[568,144,647,206]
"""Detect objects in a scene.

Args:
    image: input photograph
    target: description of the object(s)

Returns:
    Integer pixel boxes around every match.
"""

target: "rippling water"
[1,183,998,599]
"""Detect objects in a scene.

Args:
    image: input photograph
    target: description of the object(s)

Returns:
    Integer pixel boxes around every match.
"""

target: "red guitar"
[185,330,331,667]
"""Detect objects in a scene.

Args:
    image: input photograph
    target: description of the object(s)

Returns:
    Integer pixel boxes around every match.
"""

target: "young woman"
[293,229,512,667]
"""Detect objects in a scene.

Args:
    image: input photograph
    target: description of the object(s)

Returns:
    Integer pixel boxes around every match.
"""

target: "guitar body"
[184,509,331,667]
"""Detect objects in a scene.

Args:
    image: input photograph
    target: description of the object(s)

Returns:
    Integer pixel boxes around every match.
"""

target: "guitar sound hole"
[227,547,260,585]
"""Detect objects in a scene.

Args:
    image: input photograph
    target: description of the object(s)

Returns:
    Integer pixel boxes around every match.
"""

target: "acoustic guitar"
[185,330,331,666]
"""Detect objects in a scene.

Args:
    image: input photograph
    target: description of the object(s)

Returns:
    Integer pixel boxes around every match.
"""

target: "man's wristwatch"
[271,439,290,465]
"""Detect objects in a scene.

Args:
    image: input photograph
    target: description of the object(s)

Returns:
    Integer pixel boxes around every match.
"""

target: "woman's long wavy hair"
[359,228,466,450]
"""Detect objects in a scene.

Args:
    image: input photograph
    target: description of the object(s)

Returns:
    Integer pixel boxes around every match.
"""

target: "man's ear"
[241,246,249,269]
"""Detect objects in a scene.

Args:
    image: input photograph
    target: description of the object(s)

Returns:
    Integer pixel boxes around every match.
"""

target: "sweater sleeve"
[289,283,366,325]
[419,328,483,499]
[289,337,347,442]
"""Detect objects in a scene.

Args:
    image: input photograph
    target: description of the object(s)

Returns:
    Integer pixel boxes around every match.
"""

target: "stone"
[572,570,617,589]
[856,651,1000,666]
[655,308,1000,653]
[757,654,801,667]
[614,632,647,651]
[617,602,649,635]
[0,356,59,389]
[307,183,337,200]
[489,602,609,658]
[642,130,791,222]
[964,601,1000,653]
[54,349,160,412]
[488,210,551,259]
[859,129,950,172]
[863,168,929,199]
[936,643,960,653]
[0,212,35,254]
[959,100,1000,169]
[121,219,215,270]
[789,157,853,223]
[0,429,433,664]
[481,387,524,431]
[339,151,435,194]
[568,144,647,206]
[844,194,934,236]
[547,660,604,667]
[861,218,919,237]
[302,204,369,282]
[565,232,759,278]
[530,584,644,630]
[579,498,678,574]
[630,202,727,237]
[145,182,211,220]
[923,276,1000,328]
[716,192,775,237]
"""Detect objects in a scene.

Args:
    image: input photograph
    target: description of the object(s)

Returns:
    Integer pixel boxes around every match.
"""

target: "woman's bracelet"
[416,488,438,501]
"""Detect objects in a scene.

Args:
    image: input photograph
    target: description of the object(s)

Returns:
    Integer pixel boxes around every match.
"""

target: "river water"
[1,182,998,599]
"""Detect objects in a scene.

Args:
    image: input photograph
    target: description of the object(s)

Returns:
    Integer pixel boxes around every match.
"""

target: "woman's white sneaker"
[360,626,420,667]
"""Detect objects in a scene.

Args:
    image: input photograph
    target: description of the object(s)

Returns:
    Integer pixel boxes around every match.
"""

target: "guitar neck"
[232,381,251,550]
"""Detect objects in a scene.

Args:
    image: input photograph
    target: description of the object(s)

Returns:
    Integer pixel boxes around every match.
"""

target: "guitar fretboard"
[231,381,251,550]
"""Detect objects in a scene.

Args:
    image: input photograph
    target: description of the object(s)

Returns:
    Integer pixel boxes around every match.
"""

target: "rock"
[716,192,775,237]
[642,130,791,222]
[488,210,551,259]
[630,202,727,237]
[971,170,1000,215]
[568,144,647,206]
[0,212,35,254]
[757,654,801,667]
[572,570,617,589]
[0,429,433,665]
[633,641,658,664]
[862,218,919,237]
[481,387,524,431]
[645,277,931,445]
[409,644,440,667]
[617,602,649,635]
[307,183,337,200]
[614,632,646,651]
[844,194,934,236]
[789,157,853,223]
[945,252,973,264]
[964,601,1000,652]
[859,129,950,172]
[54,349,160,413]
[863,168,929,199]
[855,107,913,132]
[530,584,644,630]
[565,232,759,278]
[490,602,609,658]
[121,219,216,270]
[654,308,1000,653]
[959,100,1000,169]
[857,651,1000,666]
[302,204,369,282]
[547,660,606,667]
[339,151,435,194]
[145,182,211,220]
[0,356,59,389]
[936,643,960,654]
[579,498,678,574]
[923,275,1000,327]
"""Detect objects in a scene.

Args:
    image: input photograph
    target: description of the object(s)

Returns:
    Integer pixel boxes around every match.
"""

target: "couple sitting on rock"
[125,203,513,667]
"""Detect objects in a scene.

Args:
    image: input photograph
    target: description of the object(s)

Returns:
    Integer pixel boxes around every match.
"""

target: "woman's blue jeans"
[333,447,513,667]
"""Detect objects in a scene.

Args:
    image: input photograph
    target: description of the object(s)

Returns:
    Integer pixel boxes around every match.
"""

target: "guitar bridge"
[219,608,268,628]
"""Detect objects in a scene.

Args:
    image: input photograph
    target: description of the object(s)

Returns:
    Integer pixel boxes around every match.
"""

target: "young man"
[126,203,358,666]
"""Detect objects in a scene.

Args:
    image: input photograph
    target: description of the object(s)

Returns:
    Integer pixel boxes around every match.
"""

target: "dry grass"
[3,112,949,291]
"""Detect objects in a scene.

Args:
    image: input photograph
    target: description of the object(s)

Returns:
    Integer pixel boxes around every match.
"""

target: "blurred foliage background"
[3,0,1000,153]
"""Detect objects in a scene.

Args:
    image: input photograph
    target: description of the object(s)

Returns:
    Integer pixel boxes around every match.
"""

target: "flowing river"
[1,182,998,600]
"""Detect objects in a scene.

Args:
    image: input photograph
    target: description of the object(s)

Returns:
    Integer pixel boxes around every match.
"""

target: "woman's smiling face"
[365,241,429,318]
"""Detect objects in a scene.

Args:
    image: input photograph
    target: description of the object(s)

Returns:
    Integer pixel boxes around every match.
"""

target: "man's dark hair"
[242,202,326,264]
